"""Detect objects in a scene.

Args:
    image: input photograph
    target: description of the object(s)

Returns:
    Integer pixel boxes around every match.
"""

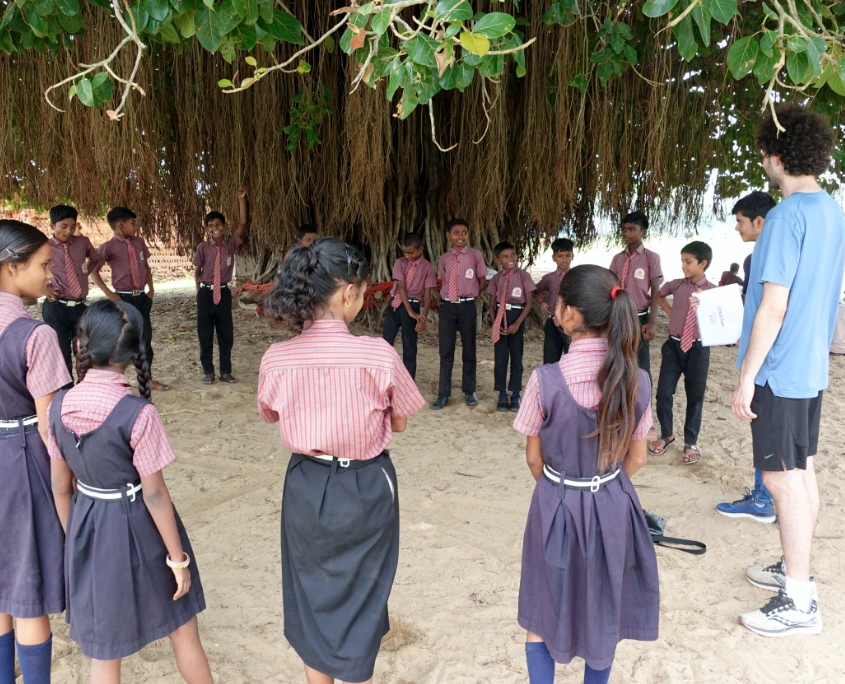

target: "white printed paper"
[694,284,744,347]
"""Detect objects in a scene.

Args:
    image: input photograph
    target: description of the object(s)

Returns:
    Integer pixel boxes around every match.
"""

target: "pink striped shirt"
[46,369,176,478]
[258,319,426,460]
[437,246,488,299]
[49,235,99,299]
[534,268,568,307]
[487,267,536,305]
[193,233,244,285]
[0,292,71,400]
[609,245,662,311]
[98,235,151,291]
[513,337,652,439]
[658,276,717,338]
[389,256,437,301]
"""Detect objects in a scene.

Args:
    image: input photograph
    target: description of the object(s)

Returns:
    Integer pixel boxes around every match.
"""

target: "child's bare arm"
[657,293,672,317]
[235,186,248,239]
[51,459,74,531]
[622,438,648,478]
[141,470,191,600]
[90,262,121,302]
[525,436,544,481]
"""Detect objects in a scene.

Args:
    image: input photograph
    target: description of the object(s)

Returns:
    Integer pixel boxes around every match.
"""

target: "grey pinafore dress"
[0,317,65,617]
[49,392,206,660]
[519,364,659,670]
[282,451,400,682]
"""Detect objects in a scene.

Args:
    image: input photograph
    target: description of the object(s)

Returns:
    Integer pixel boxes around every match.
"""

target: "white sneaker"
[745,557,817,597]
[740,590,822,637]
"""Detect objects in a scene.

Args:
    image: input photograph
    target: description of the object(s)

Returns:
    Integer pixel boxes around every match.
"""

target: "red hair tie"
[610,286,622,300]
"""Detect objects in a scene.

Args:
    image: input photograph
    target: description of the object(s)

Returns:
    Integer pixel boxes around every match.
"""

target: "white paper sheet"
[693,284,744,347]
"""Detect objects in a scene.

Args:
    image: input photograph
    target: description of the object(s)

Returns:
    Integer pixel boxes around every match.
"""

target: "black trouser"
[542,317,570,364]
[438,300,477,397]
[494,307,526,393]
[41,300,86,386]
[118,292,154,367]
[656,337,710,445]
[637,311,651,381]
[382,298,420,380]
[197,286,234,375]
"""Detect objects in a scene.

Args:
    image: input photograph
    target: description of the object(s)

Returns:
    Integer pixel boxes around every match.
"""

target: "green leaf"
[231,21,257,49]
[787,36,807,53]
[124,3,150,33]
[257,0,272,23]
[220,36,236,63]
[35,0,53,18]
[325,34,335,53]
[438,62,458,89]
[642,0,679,19]
[387,61,409,99]
[445,22,462,39]
[472,11,515,39]
[701,0,737,24]
[805,38,824,77]
[218,78,233,87]
[761,2,777,20]
[76,77,94,106]
[175,10,195,37]
[357,1,374,15]
[56,0,79,17]
[567,74,587,93]
[232,0,258,23]
[257,8,303,44]
[245,55,257,65]
[456,61,474,90]
[760,29,776,58]
[479,53,504,78]
[371,7,391,34]
[25,2,50,36]
[672,14,697,62]
[68,84,76,99]
[0,3,17,30]
[753,46,780,83]
[726,35,758,79]
[691,2,710,47]
[623,43,637,65]
[434,0,472,22]
[194,6,224,51]
[296,59,310,73]
[405,33,438,67]
[158,20,180,42]
[459,31,489,56]
[56,10,82,32]
[397,87,419,119]
[825,63,845,96]
[92,72,113,102]
[786,48,811,84]
[143,0,170,22]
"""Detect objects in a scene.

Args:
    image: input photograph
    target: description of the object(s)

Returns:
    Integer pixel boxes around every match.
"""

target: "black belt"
[116,290,145,297]
[200,283,229,289]
[55,298,86,307]
[442,297,475,303]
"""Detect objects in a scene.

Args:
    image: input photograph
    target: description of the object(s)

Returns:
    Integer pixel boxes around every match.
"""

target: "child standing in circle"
[258,238,425,684]
[0,220,70,684]
[513,265,659,684]
[47,300,212,684]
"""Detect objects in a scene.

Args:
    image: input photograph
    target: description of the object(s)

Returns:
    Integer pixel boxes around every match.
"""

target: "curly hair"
[757,104,835,178]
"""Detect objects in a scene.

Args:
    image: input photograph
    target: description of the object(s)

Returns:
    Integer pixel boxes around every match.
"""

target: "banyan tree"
[1,0,844,280]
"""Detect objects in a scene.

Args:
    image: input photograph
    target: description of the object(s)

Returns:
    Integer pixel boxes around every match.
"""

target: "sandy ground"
[30,291,845,684]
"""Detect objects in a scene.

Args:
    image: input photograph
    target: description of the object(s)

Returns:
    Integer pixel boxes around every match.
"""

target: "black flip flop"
[202,375,215,385]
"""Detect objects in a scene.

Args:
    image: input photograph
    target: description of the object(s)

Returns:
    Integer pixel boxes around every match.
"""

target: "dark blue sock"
[525,642,555,684]
[0,631,14,684]
[16,634,51,684]
[499,391,508,398]
[511,391,520,400]
[584,662,612,684]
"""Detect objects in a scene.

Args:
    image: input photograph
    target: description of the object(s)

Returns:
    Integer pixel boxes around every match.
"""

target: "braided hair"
[263,237,369,333]
[75,300,152,400]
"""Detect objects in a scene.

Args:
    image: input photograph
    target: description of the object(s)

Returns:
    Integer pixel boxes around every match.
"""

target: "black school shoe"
[509,396,521,413]
[497,396,509,412]
[465,392,479,407]
[432,396,449,410]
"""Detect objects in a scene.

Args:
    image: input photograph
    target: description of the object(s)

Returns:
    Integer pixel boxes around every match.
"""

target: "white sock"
[784,575,814,612]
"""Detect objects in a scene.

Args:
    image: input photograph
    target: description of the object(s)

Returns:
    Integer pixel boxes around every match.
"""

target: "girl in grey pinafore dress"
[513,265,659,684]
[47,299,213,682]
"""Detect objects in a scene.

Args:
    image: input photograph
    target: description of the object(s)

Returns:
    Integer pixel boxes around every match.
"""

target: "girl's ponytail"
[558,265,642,472]
[264,238,369,333]
[76,338,92,384]
[134,350,152,400]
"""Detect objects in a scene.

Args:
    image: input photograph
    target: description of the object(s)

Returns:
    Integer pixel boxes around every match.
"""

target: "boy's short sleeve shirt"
[659,277,715,338]
[737,191,845,398]
[390,257,436,301]
[610,246,662,311]
[193,233,243,284]
[487,268,537,304]
[99,235,151,291]
[438,247,487,299]
[48,235,99,300]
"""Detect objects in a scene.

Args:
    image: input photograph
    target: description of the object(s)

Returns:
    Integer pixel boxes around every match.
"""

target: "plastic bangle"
[166,552,191,569]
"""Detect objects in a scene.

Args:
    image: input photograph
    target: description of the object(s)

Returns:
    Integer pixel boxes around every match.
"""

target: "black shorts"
[751,383,822,471]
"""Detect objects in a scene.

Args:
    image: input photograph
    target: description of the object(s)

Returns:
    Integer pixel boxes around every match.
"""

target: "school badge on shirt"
[465,268,474,279]
[227,256,232,266]
[634,268,645,280]
[512,287,523,298]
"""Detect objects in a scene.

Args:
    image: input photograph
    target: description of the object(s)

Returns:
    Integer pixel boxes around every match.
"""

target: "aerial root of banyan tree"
[0,1,763,283]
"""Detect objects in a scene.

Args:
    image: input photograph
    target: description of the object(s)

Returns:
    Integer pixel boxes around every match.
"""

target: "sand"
[34,291,845,684]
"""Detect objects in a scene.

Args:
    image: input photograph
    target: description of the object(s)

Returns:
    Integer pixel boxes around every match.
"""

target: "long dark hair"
[558,265,641,471]
[76,300,152,400]
[264,237,369,333]
[0,220,48,268]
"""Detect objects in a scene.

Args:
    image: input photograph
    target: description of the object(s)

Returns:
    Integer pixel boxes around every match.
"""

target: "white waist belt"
[311,454,351,468]
[0,415,37,429]
[542,465,621,492]
[77,481,142,502]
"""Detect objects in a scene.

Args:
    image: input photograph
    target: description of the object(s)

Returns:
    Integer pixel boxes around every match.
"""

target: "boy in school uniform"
[650,241,716,465]
[488,242,536,413]
[716,191,778,523]
[42,204,100,385]
[432,218,488,410]
[534,237,574,363]
[719,263,744,287]
[194,187,248,385]
[91,206,171,391]
[609,211,662,379]
[296,224,318,247]
[382,232,437,380]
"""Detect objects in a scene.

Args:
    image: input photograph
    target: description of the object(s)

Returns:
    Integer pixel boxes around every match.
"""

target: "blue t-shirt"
[738,190,845,398]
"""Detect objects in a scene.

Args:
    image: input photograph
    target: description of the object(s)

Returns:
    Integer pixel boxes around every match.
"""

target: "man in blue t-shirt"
[733,105,845,638]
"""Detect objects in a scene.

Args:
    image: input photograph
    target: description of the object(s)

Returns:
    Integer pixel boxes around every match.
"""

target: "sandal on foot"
[219,374,238,384]
[649,436,675,455]
[202,374,215,385]
[683,445,702,464]
[151,381,171,391]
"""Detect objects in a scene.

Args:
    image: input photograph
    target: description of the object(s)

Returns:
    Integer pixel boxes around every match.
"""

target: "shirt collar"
[302,319,350,334]
[50,236,67,247]
[113,234,131,244]
[450,245,469,256]
[567,337,608,355]
[626,244,645,256]
[80,369,131,386]
[0,292,29,318]
[688,276,708,287]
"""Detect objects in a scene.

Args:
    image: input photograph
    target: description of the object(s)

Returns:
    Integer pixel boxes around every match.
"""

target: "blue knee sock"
[16,634,51,684]
[525,642,555,684]
[0,631,14,684]
[584,662,612,684]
